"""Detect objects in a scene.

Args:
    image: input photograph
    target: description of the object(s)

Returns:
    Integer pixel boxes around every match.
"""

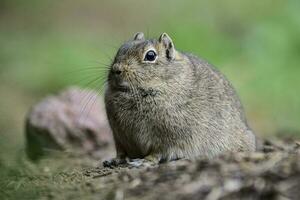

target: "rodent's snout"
[111,64,123,76]
[109,63,131,91]
[112,69,122,75]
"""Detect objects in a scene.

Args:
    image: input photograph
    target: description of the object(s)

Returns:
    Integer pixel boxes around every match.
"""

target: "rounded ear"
[133,32,145,41]
[159,33,176,60]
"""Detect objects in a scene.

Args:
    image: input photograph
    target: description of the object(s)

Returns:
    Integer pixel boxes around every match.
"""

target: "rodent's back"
[184,53,256,151]
[186,53,248,126]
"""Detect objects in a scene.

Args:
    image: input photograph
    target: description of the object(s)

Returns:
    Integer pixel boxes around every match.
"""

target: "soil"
[2,138,300,200]
[82,138,300,200]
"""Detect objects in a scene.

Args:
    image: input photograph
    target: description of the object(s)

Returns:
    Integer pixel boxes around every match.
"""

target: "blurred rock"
[25,87,112,160]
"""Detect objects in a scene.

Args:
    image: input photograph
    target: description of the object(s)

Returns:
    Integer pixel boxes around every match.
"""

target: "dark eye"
[144,50,157,62]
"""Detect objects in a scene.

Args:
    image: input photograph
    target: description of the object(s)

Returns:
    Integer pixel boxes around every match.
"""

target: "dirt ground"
[2,138,298,200]
[80,138,300,200]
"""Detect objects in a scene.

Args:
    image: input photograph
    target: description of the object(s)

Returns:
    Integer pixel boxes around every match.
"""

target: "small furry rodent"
[104,32,256,166]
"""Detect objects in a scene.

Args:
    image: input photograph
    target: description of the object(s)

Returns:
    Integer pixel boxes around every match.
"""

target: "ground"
[1,138,300,200]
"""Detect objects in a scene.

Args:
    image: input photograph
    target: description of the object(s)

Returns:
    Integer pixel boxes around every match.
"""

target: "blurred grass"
[0,0,300,198]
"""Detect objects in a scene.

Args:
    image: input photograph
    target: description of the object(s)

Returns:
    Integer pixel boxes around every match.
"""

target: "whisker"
[79,81,107,123]
[71,66,110,71]
[65,71,108,86]
[127,74,140,112]
[98,51,114,63]
[78,75,106,102]
[87,60,111,68]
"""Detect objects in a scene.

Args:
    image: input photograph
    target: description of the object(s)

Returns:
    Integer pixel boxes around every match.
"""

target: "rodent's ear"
[159,33,176,60]
[133,32,145,41]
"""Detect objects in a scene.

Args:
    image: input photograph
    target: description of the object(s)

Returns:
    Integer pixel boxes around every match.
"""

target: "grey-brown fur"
[104,32,255,165]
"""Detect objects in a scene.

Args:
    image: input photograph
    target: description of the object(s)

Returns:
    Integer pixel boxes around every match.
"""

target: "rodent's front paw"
[127,158,158,167]
[103,158,127,168]
[144,154,161,164]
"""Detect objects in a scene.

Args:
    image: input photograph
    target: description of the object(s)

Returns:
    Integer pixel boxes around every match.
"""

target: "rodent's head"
[108,32,189,95]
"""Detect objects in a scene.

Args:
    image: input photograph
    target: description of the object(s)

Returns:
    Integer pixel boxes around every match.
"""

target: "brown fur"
[104,33,256,165]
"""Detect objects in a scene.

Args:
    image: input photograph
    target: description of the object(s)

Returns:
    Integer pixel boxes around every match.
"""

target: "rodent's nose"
[111,64,123,76]
[114,69,122,75]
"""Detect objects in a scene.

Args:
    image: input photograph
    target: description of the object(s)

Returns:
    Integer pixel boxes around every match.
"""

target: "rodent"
[103,32,256,166]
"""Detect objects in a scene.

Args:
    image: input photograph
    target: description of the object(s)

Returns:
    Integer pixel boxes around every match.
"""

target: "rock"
[25,87,112,160]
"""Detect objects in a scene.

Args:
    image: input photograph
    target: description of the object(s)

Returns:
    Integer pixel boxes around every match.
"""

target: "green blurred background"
[1,0,300,167]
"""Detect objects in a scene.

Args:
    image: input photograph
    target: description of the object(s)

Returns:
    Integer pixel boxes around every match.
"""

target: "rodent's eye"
[144,50,157,62]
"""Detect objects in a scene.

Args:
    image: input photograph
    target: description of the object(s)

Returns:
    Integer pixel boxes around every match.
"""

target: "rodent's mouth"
[110,80,131,93]
[110,79,160,97]
[111,84,160,98]
[114,85,131,93]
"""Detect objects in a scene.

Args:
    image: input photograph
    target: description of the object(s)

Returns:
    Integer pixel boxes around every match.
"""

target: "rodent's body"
[104,33,255,164]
